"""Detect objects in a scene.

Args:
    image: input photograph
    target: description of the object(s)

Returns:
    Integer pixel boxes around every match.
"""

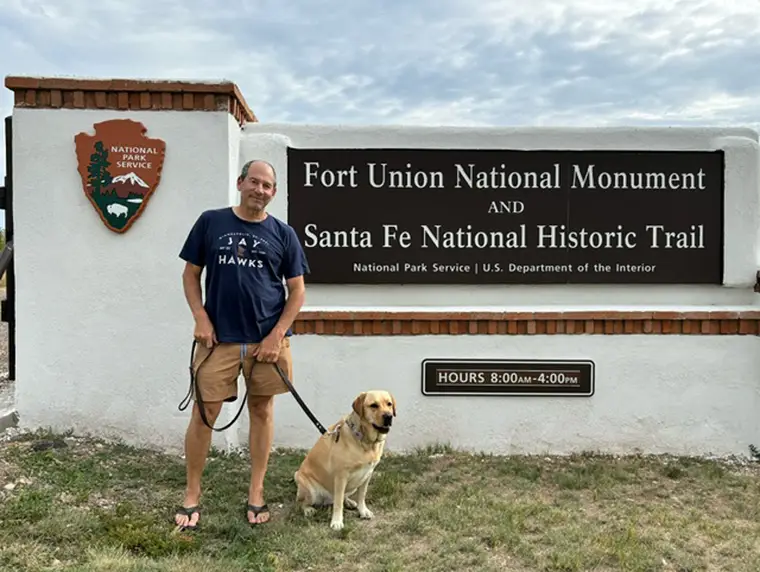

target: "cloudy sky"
[1,0,759,226]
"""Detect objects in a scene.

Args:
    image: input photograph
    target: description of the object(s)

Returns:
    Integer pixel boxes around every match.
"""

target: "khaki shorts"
[191,337,293,402]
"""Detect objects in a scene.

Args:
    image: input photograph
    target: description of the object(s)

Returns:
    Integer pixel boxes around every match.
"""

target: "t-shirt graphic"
[179,207,310,343]
[218,232,267,269]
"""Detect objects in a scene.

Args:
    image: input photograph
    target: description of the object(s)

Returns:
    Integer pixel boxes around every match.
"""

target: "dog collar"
[345,417,364,441]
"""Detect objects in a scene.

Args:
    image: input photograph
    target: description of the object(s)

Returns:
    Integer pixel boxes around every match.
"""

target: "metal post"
[1,115,15,381]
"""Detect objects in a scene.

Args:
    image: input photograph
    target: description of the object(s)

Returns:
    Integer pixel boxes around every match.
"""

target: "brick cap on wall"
[293,307,760,335]
[4,75,257,126]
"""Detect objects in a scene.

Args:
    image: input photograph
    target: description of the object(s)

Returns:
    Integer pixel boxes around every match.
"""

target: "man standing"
[174,159,309,530]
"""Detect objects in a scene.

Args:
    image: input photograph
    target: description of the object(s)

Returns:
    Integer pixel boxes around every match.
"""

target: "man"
[174,159,309,530]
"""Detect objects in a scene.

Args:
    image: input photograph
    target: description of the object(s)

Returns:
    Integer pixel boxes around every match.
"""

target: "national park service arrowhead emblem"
[74,119,166,233]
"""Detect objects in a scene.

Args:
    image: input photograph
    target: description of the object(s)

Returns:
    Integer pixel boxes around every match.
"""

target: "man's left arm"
[257,228,310,362]
[271,275,306,341]
[256,276,306,362]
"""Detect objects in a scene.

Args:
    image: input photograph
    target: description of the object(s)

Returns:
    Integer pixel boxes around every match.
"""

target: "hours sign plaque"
[421,358,595,396]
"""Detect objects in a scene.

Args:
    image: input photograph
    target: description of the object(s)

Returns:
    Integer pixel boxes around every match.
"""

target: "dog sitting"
[293,389,397,530]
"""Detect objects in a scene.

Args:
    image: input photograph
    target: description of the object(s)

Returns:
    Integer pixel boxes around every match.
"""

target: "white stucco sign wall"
[236,123,760,457]
[4,76,760,458]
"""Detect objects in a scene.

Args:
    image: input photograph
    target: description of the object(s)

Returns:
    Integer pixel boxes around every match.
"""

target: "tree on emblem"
[87,141,112,195]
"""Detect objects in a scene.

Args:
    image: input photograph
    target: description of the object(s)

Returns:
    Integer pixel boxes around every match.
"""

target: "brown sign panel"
[421,359,595,396]
[286,148,724,284]
[75,119,166,233]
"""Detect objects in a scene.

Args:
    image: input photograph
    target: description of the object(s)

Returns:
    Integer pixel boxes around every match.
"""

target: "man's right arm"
[182,262,216,348]
[179,212,216,348]
[182,262,207,320]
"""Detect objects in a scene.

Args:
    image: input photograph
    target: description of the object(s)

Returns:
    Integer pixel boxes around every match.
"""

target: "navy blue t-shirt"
[179,207,310,343]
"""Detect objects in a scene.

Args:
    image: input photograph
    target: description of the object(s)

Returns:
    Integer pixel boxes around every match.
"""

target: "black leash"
[178,339,327,435]
[271,359,327,435]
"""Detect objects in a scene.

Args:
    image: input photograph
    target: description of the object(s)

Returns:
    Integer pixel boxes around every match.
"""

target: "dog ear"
[391,393,397,417]
[352,392,366,416]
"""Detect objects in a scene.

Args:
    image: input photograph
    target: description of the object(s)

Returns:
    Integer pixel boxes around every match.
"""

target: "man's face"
[237,162,277,211]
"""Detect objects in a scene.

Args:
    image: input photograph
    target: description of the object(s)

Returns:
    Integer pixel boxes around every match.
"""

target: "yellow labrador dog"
[293,390,397,530]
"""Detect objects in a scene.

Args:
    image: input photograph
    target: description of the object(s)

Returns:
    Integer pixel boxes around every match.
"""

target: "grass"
[1,429,760,571]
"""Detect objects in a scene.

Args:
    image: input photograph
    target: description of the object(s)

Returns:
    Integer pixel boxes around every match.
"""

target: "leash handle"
[177,339,198,412]
[179,339,327,435]
[178,339,248,432]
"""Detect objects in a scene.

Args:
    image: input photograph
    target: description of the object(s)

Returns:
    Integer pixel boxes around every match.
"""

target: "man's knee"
[191,400,224,426]
[247,395,274,421]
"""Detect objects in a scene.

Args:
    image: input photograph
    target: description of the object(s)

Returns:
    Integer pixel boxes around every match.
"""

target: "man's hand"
[194,313,217,349]
[254,330,283,363]
[252,275,304,363]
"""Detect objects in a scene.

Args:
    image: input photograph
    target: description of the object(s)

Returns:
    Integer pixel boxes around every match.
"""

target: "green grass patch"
[1,429,760,571]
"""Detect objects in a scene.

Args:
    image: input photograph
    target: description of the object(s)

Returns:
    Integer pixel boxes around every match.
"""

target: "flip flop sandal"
[246,503,270,525]
[174,505,200,531]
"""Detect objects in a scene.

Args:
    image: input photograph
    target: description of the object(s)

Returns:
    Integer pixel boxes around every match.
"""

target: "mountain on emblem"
[112,172,149,187]
[74,119,166,233]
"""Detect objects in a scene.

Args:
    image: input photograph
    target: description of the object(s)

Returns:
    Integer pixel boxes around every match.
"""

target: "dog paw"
[330,520,344,531]
[344,498,357,509]
[303,507,316,517]
[358,506,374,519]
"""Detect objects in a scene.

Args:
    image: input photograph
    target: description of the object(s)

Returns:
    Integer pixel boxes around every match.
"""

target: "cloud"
[1,0,759,189]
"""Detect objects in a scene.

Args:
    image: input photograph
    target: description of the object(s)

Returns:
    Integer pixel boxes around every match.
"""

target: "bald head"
[239,160,277,185]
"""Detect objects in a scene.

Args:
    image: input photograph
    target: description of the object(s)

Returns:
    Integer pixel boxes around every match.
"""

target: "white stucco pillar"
[4,76,255,451]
